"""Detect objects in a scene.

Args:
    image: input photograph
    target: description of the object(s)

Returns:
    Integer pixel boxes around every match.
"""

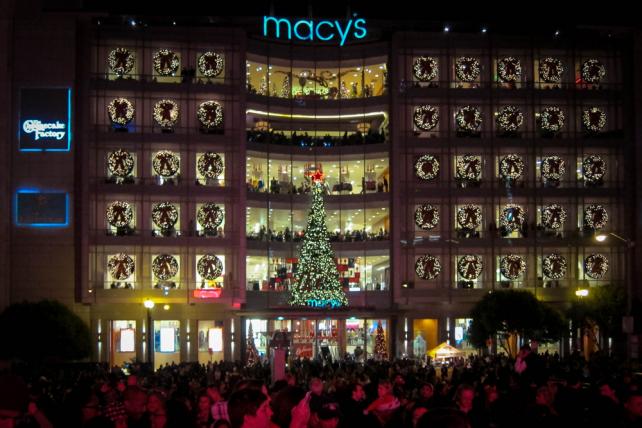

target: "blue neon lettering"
[293,19,313,40]
[353,18,367,39]
[263,16,292,39]
[315,20,334,41]
[334,19,353,46]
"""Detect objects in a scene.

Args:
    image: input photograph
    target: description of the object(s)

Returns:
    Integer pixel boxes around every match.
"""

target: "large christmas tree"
[289,176,349,308]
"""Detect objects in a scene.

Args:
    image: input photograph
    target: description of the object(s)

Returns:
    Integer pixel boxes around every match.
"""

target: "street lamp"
[143,299,155,367]
[594,232,635,358]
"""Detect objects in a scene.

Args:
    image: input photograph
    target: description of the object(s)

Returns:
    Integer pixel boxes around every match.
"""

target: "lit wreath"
[457,255,483,280]
[108,253,135,280]
[197,203,224,230]
[197,254,223,280]
[497,57,522,82]
[197,101,224,129]
[584,204,608,230]
[582,155,606,183]
[106,201,134,228]
[541,204,567,230]
[197,152,224,179]
[582,59,606,84]
[541,156,566,182]
[455,57,480,82]
[152,202,179,230]
[108,48,135,76]
[413,105,439,131]
[500,255,526,280]
[584,254,609,279]
[153,150,180,177]
[415,155,440,181]
[457,205,482,230]
[414,204,439,230]
[456,155,482,181]
[152,254,179,280]
[582,107,607,132]
[539,57,564,83]
[539,107,565,133]
[413,56,438,81]
[153,49,180,76]
[456,106,482,132]
[496,106,524,132]
[415,255,442,280]
[153,99,180,128]
[198,52,224,77]
[543,253,567,279]
[107,98,135,126]
[499,154,524,181]
[107,149,135,177]
[500,204,526,232]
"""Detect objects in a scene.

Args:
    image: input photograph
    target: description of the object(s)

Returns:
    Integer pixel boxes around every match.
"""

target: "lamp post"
[594,232,635,358]
[143,299,155,367]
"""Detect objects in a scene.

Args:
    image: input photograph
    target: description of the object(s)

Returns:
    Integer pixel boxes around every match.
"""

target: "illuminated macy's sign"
[263,15,367,46]
[22,120,66,140]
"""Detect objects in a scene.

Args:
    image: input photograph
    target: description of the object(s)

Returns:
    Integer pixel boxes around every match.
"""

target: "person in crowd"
[194,393,214,428]
[227,389,272,428]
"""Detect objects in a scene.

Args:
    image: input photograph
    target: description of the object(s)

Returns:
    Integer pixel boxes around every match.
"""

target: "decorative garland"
[108,253,135,280]
[496,106,524,132]
[541,156,566,182]
[415,155,440,181]
[197,101,224,129]
[457,205,482,230]
[106,201,134,228]
[500,204,526,232]
[152,254,179,280]
[543,253,567,280]
[413,56,438,81]
[152,202,179,230]
[108,48,135,76]
[582,59,606,84]
[153,99,180,128]
[415,255,442,280]
[197,152,224,179]
[153,150,180,177]
[457,255,483,280]
[197,254,224,280]
[584,254,609,279]
[499,154,525,181]
[582,107,607,132]
[500,254,526,280]
[107,149,135,178]
[584,204,609,230]
[539,57,564,83]
[197,203,224,230]
[413,105,439,131]
[582,155,606,183]
[153,49,180,76]
[539,107,565,133]
[455,57,480,82]
[107,98,135,126]
[541,204,567,230]
[198,52,224,77]
[456,155,482,181]
[414,204,439,230]
[497,57,522,82]
[456,106,482,132]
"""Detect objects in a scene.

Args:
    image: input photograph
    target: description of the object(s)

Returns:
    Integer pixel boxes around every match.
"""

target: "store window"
[412,319,438,357]
[197,320,224,363]
[346,318,366,361]
[111,320,136,367]
[454,318,475,354]
[195,254,225,289]
[366,319,388,357]
[154,320,180,369]
[246,319,268,358]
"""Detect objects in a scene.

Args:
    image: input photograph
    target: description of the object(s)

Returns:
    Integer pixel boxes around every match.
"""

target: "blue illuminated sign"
[19,88,72,152]
[15,189,69,228]
[306,299,343,308]
[263,15,367,46]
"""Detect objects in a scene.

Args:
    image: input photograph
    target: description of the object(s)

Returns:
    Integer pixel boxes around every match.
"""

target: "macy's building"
[1,6,641,367]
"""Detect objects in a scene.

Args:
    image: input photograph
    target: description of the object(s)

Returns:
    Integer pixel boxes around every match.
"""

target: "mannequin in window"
[414,331,427,359]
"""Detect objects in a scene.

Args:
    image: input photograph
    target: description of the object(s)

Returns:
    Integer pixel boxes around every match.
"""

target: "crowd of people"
[246,130,386,148]
[2,349,642,428]
[246,227,389,243]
